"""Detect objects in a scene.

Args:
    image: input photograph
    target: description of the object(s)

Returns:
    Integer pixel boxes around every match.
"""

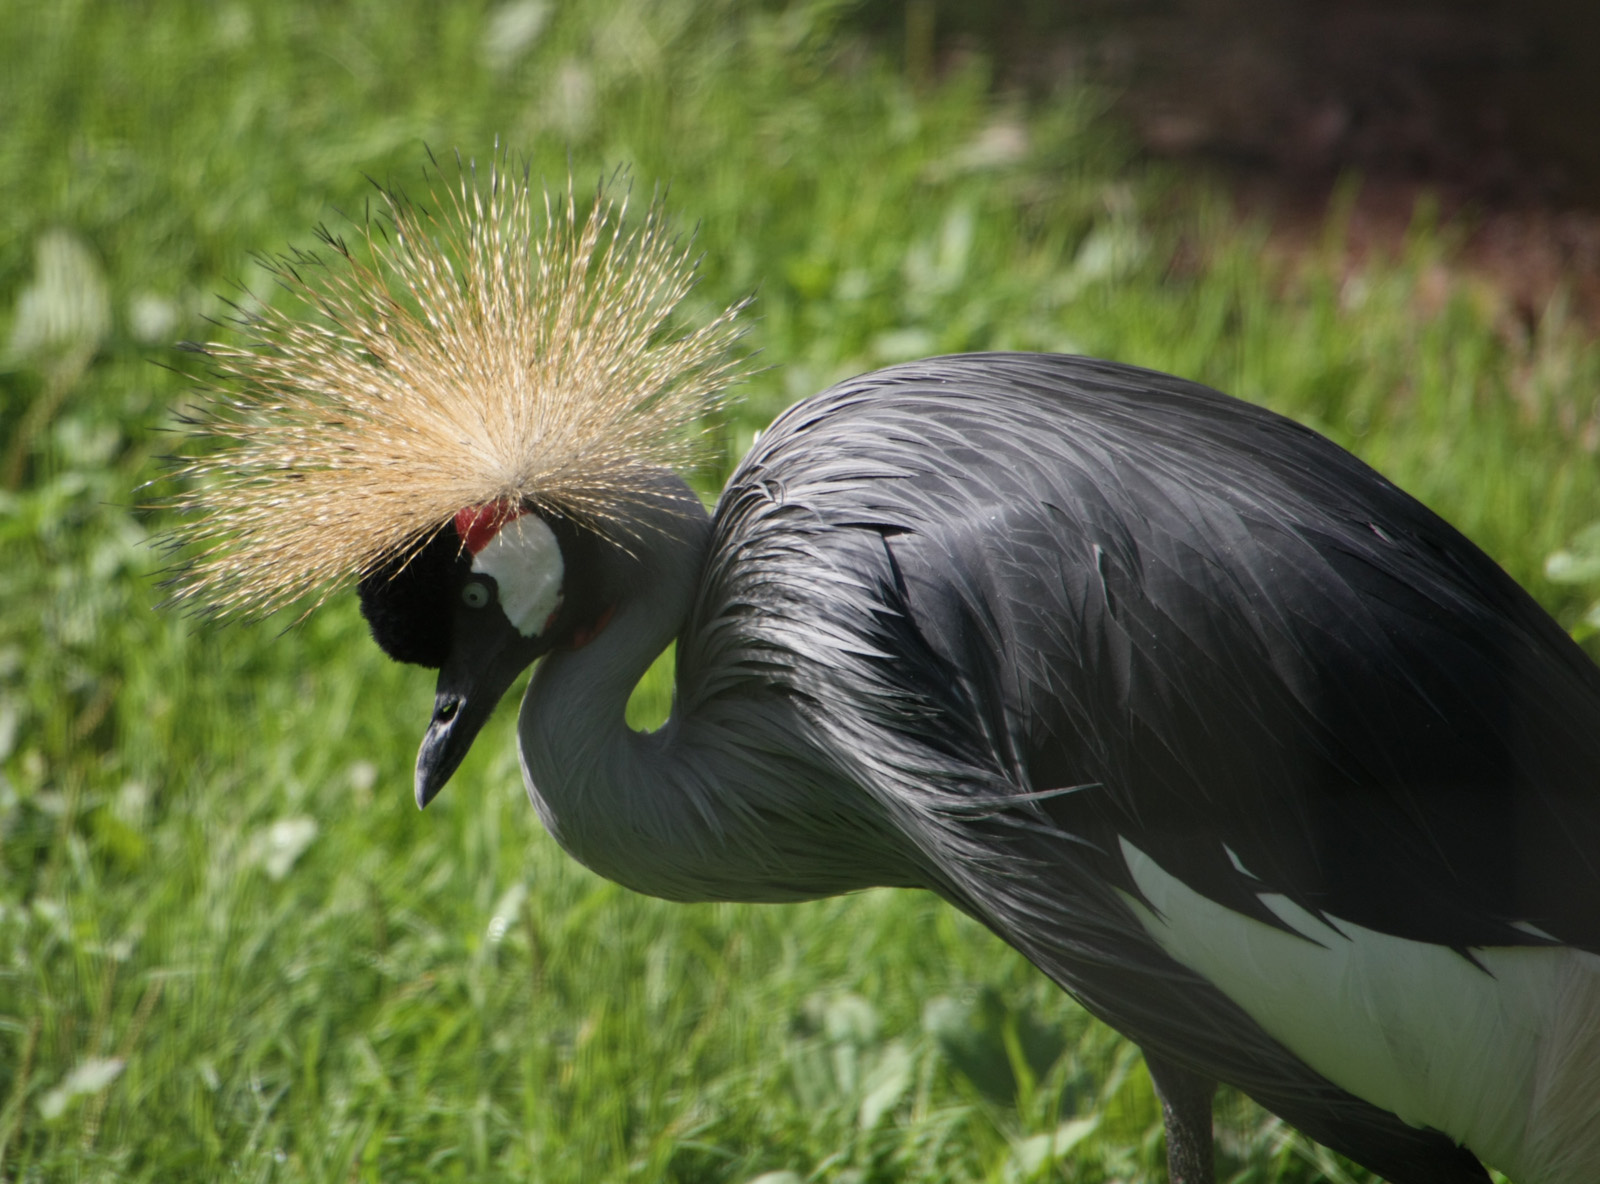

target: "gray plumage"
[500,353,1600,1184]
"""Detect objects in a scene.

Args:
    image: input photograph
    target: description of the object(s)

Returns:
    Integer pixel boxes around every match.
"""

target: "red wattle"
[454,502,527,555]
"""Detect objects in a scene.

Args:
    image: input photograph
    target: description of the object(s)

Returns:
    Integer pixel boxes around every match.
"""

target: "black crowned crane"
[170,164,1600,1184]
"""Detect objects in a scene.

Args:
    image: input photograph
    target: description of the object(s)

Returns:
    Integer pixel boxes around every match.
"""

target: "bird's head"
[357,500,610,807]
[161,154,746,807]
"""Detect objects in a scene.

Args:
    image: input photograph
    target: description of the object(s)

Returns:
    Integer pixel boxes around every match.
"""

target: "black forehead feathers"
[357,525,471,668]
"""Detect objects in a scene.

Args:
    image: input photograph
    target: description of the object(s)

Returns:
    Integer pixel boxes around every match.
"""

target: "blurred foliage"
[1546,521,1600,640]
[0,0,1595,1180]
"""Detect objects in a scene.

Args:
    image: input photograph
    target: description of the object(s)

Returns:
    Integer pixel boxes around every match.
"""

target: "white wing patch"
[473,514,564,638]
[1118,837,1600,1184]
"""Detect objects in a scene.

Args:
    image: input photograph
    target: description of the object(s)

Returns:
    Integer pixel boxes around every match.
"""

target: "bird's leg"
[1143,1049,1217,1184]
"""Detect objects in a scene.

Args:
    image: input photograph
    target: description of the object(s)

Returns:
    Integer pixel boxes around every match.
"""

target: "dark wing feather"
[679,352,1600,1182]
[689,352,1600,950]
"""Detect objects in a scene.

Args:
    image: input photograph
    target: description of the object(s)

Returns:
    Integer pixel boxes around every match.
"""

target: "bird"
[168,160,1600,1184]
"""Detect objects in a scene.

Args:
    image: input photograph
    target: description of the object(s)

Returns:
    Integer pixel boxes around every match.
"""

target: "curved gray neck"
[512,470,915,896]
[516,473,916,903]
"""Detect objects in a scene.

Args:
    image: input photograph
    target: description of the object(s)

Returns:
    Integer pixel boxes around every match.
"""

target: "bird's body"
[515,352,1600,1184]
[173,168,1600,1184]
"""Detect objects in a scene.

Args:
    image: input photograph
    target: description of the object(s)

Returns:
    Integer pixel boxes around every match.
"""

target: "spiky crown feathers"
[167,162,748,617]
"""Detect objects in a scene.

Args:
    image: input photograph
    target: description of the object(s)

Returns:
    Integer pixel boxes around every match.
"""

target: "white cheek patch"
[472,513,564,637]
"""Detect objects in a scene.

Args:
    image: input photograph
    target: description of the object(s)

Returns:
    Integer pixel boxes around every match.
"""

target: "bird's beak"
[414,617,548,809]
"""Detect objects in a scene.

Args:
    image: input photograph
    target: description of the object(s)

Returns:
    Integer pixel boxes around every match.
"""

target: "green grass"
[2,1,1597,1180]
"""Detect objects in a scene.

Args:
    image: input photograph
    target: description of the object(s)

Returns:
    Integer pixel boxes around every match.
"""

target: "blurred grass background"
[2,1,1598,1180]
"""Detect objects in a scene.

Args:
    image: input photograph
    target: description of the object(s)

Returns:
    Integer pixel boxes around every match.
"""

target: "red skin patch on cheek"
[454,503,527,555]
[570,605,615,650]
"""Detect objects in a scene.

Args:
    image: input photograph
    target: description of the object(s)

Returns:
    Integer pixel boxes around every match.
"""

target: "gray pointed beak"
[415,690,479,808]
[413,614,551,809]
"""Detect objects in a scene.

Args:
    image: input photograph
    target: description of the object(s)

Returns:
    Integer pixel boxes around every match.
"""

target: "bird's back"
[678,352,1600,1183]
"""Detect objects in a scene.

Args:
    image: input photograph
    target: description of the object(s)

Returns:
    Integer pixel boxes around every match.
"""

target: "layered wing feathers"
[678,351,1600,1183]
[685,352,1600,953]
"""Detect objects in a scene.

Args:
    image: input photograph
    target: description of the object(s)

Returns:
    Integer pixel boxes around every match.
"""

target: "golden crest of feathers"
[166,159,748,617]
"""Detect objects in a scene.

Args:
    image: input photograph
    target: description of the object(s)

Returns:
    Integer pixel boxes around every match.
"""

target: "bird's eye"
[461,580,493,609]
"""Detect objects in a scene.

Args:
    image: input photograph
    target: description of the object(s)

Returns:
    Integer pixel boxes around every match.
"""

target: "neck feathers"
[513,473,915,902]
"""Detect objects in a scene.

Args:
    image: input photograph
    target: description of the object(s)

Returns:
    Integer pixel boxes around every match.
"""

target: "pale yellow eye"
[461,580,493,609]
